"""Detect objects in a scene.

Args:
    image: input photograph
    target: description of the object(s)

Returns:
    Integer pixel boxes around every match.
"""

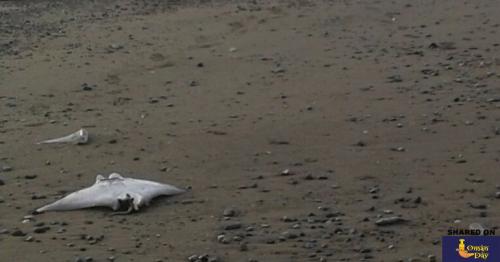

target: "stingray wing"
[123,178,185,203]
[36,181,121,212]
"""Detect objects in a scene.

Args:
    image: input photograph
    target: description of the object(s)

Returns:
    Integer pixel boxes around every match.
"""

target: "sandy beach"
[1,0,500,261]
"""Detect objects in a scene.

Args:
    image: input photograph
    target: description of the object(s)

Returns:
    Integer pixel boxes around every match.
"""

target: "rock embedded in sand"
[11,229,26,237]
[223,222,242,230]
[81,83,95,91]
[281,230,299,239]
[108,43,123,50]
[223,207,238,217]
[24,174,37,180]
[74,257,93,262]
[217,234,229,244]
[281,216,297,222]
[187,254,219,262]
[271,65,286,74]
[280,169,294,176]
[1,164,12,172]
[495,192,500,199]
[468,203,487,209]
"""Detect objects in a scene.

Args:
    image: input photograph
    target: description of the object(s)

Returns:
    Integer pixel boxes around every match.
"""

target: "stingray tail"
[36,192,89,213]
[36,199,66,213]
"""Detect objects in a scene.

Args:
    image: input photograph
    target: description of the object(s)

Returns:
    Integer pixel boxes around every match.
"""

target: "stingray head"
[114,193,143,213]
[116,193,134,212]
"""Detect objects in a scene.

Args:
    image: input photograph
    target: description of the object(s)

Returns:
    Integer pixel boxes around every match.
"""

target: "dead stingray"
[37,128,89,145]
[36,173,185,213]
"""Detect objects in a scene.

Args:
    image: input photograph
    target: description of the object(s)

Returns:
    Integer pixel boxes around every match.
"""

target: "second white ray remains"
[37,128,89,145]
[36,173,185,213]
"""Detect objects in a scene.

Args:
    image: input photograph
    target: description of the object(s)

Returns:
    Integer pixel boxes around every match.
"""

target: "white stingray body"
[37,128,89,145]
[36,173,185,213]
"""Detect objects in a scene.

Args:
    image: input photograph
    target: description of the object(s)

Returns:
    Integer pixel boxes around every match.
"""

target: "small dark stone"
[317,175,328,180]
[269,140,290,145]
[31,195,46,200]
[81,83,94,91]
[303,174,315,180]
[266,238,276,244]
[24,174,37,180]
[387,75,402,83]
[223,222,242,230]
[11,229,26,237]
[33,226,50,234]
[355,141,366,147]
[468,203,487,209]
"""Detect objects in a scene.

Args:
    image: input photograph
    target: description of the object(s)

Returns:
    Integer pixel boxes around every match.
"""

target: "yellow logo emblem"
[457,239,489,259]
